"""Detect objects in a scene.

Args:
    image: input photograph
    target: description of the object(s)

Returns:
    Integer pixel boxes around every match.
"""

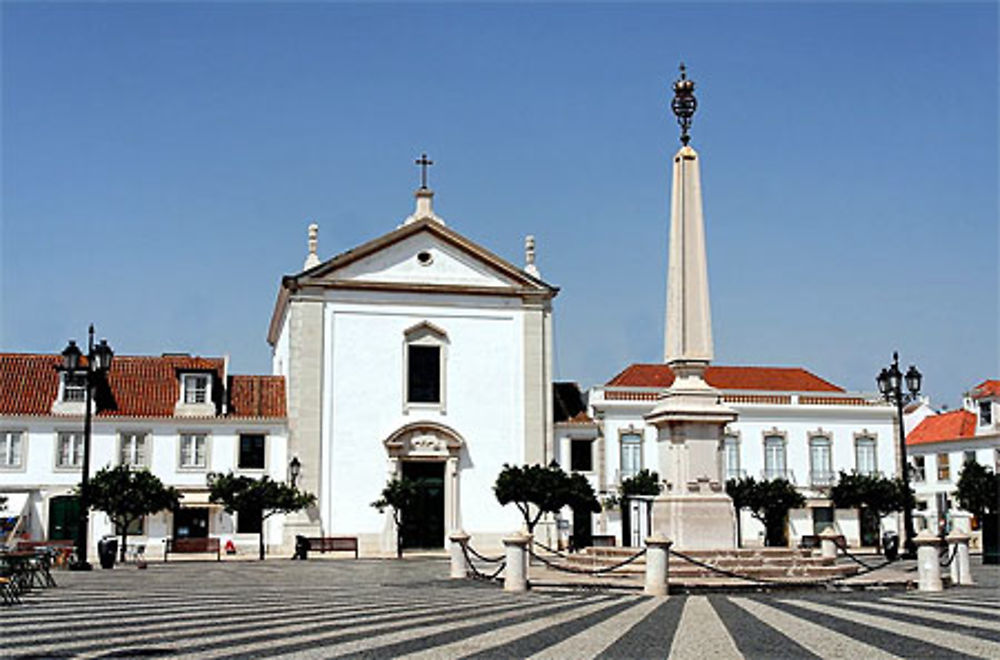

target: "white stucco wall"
[321,292,531,549]
[1,416,288,558]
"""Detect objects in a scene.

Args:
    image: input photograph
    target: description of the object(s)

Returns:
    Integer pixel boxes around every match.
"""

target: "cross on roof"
[415,153,433,189]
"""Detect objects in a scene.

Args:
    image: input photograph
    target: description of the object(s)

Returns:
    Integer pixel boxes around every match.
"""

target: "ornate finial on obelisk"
[671,63,697,146]
[524,235,540,278]
[303,223,320,270]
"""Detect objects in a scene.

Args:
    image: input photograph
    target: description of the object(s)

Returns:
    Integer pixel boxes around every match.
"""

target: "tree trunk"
[258,517,265,560]
[735,511,743,548]
[119,525,128,563]
[395,513,402,559]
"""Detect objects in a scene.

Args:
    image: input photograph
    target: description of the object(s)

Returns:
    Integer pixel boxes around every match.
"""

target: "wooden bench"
[164,537,221,562]
[799,534,846,550]
[306,536,358,558]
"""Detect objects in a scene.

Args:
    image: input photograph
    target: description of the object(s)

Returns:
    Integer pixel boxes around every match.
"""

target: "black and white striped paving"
[4,559,999,659]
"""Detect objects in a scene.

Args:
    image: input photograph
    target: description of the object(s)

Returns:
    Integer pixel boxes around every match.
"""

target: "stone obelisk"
[645,65,738,549]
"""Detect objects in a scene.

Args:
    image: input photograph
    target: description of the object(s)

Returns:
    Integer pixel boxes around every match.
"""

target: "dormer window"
[62,372,87,402]
[183,374,209,404]
[403,322,448,412]
[980,401,993,427]
[175,372,216,417]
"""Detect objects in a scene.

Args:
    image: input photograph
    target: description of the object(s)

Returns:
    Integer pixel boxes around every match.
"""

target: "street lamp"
[61,324,113,571]
[289,456,301,488]
[876,351,922,558]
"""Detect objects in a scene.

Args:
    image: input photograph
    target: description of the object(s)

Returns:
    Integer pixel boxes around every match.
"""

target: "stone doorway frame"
[382,422,464,551]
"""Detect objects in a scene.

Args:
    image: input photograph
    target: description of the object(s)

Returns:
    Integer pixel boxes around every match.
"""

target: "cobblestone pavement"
[4,558,999,659]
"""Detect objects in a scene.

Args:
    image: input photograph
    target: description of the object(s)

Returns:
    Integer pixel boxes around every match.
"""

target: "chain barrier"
[668,545,895,586]
[530,539,571,559]
[460,542,506,581]
[668,547,787,584]
[939,544,958,568]
[529,542,647,576]
[465,544,504,563]
[832,538,893,573]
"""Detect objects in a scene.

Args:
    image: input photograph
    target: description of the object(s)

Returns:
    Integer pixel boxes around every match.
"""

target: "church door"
[401,461,445,549]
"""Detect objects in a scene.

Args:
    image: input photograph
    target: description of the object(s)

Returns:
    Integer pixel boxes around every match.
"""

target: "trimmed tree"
[726,476,805,547]
[208,472,316,560]
[831,471,910,550]
[621,469,662,498]
[956,461,1000,564]
[86,465,180,562]
[371,477,420,559]
[494,463,600,534]
[954,461,999,519]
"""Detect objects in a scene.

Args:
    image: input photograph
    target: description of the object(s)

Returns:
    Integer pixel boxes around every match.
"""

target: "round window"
[417,251,433,266]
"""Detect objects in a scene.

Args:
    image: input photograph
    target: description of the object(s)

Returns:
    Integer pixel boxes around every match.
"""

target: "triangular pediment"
[291,219,555,294]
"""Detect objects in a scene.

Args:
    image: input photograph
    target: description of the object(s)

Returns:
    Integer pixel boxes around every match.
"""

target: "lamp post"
[289,456,301,488]
[876,351,922,558]
[61,324,114,571]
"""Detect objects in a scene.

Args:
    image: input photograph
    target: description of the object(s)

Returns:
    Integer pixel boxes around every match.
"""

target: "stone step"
[532,556,860,579]
[563,551,838,568]
[583,546,815,559]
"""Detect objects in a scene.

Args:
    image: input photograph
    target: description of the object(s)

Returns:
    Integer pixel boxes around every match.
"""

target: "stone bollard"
[644,536,672,597]
[502,533,530,593]
[914,529,943,592]
[819,527,840,559]
[449,531,471,579]
[946,530,974,586]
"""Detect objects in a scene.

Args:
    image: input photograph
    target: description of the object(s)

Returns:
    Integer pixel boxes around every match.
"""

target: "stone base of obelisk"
[645,362,738,550]
[651,493,736,550]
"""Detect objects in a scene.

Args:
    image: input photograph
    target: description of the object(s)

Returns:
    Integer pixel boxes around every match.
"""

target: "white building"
[0,353,288,558]
[568,365,898,548]
[268,185,557,555]
[907,379,1000,543]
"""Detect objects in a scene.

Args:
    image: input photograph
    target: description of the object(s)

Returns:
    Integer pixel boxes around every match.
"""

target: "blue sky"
[2,2,997,408]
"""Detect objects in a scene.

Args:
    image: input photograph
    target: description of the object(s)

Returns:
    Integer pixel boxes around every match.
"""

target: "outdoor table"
[0,550,57,591]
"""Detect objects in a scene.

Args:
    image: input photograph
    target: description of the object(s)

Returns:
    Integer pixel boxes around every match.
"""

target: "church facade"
[267,186,557,554]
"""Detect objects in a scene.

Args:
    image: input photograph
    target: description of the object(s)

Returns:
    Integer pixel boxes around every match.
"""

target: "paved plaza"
[4,558,999,659]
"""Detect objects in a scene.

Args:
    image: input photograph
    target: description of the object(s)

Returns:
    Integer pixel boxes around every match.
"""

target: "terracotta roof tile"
[970,380,1000,400]
[606,364,844,392]
[0,353,285,419]
[228,375,286,418]
[907,410,977,446]
[0,354,61,416]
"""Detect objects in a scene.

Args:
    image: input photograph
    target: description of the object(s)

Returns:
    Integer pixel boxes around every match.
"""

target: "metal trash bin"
[294,535,310,560]
[882,531,899,561]
[98,537,118,569]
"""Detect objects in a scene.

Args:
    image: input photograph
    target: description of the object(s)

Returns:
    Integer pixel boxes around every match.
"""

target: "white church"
[267,176,558,554]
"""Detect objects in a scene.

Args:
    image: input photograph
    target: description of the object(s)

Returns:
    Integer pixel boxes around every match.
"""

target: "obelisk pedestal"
[646,362,737,549]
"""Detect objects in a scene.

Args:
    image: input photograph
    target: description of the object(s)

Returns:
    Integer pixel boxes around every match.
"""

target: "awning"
[0,492,29,518]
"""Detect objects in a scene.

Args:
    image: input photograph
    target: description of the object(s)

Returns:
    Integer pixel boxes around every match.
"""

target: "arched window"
[723,432,741,481]
[620,432,643,481]
[809,434,833,486]
[763,433,787,480]
[403,322,449,411]
[855,434,877,475]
